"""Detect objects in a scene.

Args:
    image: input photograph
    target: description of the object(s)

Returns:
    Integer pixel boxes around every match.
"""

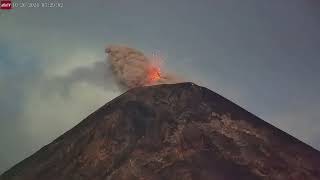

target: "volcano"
[1,83,319,180]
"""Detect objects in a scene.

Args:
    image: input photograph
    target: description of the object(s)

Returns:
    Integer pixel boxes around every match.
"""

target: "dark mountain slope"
[1,82,319,180]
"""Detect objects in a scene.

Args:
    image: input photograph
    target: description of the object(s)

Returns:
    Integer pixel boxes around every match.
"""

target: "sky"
[0,0,320,174]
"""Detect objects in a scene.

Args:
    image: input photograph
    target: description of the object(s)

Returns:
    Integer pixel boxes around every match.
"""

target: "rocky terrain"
[1,82,319,180]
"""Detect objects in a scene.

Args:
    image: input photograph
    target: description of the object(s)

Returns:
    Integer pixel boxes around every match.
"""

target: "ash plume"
[105,45,179,89]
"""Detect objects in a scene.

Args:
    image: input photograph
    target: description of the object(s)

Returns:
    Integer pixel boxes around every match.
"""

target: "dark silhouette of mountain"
[1,82,319,180]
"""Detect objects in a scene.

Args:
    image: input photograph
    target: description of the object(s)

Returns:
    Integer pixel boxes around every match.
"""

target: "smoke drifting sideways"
[105,45,179,90]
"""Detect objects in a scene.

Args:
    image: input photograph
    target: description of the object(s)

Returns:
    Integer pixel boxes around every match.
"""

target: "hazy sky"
[0,0,319,174]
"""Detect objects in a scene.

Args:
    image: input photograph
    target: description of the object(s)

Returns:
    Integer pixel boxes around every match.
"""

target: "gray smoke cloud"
[47,45,180,97]
[105,45,179,89]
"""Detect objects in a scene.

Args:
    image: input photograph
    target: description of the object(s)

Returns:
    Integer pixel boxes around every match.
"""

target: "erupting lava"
[147,66,161,84]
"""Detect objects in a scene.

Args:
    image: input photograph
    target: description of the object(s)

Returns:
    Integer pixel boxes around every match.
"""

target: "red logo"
[1,0,12,10]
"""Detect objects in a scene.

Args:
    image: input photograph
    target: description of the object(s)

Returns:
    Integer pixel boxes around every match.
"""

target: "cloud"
[49,61,118,96]
[106,45,180,89]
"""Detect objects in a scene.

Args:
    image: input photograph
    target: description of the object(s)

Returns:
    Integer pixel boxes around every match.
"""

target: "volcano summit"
[1,83,319,180]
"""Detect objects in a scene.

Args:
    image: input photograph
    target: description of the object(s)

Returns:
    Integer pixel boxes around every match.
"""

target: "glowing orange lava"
[147,66,161,83]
